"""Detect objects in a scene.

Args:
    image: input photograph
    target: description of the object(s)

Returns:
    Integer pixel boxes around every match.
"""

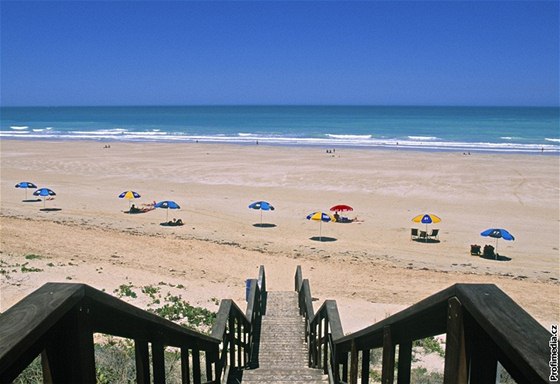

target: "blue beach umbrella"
[15,181,37,200]
[306,211,335,241]
[33,188,56,209]
[248,201,275,225]
[155,200,181,221]
[481,228,515,258]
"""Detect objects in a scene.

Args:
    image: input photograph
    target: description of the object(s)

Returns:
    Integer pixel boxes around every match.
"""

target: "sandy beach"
[1,139,558,332]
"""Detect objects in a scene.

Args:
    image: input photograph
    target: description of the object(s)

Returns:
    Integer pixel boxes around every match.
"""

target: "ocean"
[1,106,558,153]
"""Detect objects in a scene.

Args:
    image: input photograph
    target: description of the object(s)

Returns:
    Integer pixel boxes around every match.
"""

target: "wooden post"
[332,342,339,383]
[444,297,467,384]
[181,348,191,384]
[468,319,498,383]
[228,316,235,367]
[349,340,358,384]
[152,341,166,384]
[192,349,201,384]
[323,317,329,374]
[318,317,323,369]
[361,348,370,384]
[43,305,96,383]
[342,351,349,383]
[135,339,151,384]
[205,351,213,383]
[307,324,317,368]
[381,325,395,384]
[397,340,412,384]
[237,317,242,366]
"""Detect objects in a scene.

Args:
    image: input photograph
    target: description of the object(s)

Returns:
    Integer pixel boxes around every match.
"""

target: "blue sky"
[1,1,558,106]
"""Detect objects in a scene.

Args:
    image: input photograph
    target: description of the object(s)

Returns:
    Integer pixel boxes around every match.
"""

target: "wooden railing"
[0,265,267,383]
[295,265,551,384]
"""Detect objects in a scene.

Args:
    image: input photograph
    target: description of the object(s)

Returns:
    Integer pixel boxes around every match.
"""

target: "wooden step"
[238,291,328,383]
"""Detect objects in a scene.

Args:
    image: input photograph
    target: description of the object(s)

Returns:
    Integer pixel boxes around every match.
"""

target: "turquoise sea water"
[1,106,558,153]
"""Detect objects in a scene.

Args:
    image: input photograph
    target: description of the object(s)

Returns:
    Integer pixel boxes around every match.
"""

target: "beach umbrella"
[33,188,56,210]
[248,201,275,225]
[15,181,37,200]
[481,228,515,259]
[155,200,180,221]
[330,204,353,212]
[118,190,141,209]
[412,213,441,236]
[306,211,335,241]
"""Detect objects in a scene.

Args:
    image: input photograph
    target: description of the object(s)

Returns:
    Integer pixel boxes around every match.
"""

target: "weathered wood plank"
[443,297,467,384]
[381,326,395,384]
[349,340,358,384]
[326,300,344,340]
[456,284,549,383]
[0,283,85,382]
[337,286,455,352]
[43,305,96,383]
[295,265,303,291]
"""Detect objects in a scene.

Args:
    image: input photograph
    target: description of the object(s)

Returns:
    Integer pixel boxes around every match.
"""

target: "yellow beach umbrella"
[119,190,141,209]
[412,213,441,240]
[306,211,335,241]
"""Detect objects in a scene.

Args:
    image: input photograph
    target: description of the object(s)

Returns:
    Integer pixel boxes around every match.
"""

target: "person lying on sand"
[128,203,155,214]
[164,218,184,226]
[333,212,363,223]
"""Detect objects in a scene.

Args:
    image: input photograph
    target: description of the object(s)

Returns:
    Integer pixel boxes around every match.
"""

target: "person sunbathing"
[129,204,154,214]
[129,204,141,213]
[166,218,184,226]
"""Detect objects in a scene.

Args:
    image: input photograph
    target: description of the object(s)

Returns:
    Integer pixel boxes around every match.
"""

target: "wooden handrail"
[295,265,551,384]
[0,266,268,383]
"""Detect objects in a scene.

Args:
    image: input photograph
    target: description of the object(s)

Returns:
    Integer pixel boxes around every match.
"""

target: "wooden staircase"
[239,291,328,384]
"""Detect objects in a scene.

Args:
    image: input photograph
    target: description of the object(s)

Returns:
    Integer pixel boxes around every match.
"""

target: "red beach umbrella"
[330,204,353,212]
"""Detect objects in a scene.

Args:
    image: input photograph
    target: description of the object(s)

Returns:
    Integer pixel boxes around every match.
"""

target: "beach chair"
[428,229,439,241]
[470,244,481,255]
[483,244,495,259]
[411,228,419,240]
[418,230,428,241]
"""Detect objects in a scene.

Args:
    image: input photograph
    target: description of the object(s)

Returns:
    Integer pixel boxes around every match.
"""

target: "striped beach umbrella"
[412,213,441,238]
[306,211,335,241]
[119,190,141,208]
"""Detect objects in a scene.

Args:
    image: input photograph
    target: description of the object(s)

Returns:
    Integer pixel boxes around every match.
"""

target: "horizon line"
[2,103,559,108]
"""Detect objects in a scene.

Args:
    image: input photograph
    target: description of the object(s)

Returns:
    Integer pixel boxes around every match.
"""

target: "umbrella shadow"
[310,236,337,242]
[40,208,62,212]
[412,238,441,244]
[23,199,42,203]
[480,253,512,262]
[253,223,277,228]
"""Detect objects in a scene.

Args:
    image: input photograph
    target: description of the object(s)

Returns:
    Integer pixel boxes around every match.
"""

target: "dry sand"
[1,140,558,333]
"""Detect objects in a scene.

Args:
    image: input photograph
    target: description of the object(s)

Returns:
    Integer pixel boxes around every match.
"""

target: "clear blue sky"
[1,1,558,106]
